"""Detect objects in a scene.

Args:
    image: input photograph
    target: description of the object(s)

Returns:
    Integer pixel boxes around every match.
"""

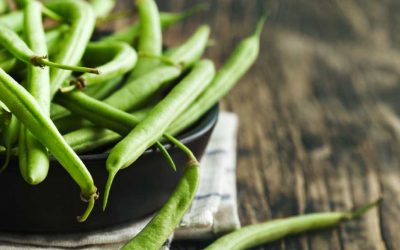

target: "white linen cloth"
[0,112,240,249]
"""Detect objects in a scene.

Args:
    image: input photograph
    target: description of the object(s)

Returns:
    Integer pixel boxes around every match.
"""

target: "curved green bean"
[205,199,381,250]
[169,17,265,135]
[45,0,96,97]
[104,25,210,111]
[0,68,97,222]
[61,41,137,92]
[104,59,215,209]
[122,162,199,250]
[18,0,50,185]
[129,0,162,79]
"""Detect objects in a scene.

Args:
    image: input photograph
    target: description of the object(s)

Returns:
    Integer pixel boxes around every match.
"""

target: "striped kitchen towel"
[0,112,240,249]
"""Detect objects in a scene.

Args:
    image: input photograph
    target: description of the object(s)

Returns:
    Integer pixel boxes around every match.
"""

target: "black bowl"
[0,105,219,234]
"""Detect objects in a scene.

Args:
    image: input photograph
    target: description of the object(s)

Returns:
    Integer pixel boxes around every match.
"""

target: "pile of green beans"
[0,0,378,248]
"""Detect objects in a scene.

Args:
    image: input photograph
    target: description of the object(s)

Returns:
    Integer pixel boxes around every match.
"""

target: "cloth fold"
[0,112,240,249]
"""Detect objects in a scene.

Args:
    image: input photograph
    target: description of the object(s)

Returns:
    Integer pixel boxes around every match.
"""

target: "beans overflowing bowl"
[0,0,383,249]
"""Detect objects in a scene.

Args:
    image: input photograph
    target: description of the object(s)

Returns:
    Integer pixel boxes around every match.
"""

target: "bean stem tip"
[103,171,117,211]
[77,191,99,222]
[346,197,383,220]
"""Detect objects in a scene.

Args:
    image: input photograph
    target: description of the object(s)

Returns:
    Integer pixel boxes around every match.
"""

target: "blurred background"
[110,1,399,249]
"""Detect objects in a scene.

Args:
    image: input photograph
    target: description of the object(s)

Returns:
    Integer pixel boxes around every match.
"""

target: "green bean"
[0,67,97,222]
[55,91,141,135]
[64,126,119,154]
[51,75,123,129]
[129,0,162,79]
[84,76,124,100]
[104,59,215,209]
[0,25,68,73]
[103,25,210,111]
[102,5,207,44]
[45,0,96,98]
[61,41,137,92]
[0,115,19,173]
[89,0,115,19]
[163,25,210,69]
[18,0,50,185]
[0,24,98,73]
[105,66,181,111]
[169,17,265,135]
[205,199,381,250]
[54,91,176,171]
[122,162,199,250]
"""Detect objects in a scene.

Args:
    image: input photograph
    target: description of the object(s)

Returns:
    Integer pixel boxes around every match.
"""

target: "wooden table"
[115,1,399,249]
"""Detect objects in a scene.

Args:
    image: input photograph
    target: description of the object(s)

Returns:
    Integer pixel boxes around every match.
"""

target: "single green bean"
[122,162,199,250]
[45,0,96,97]
[129,0,162,79]
[102,5,207,44]
[205,199,381,250]
[103,25,210,111]
[61,41,137,92]
[105,66,181,111]
[0,24,98,73]
[0,67,97,222]
[169,17,265,135]
[18,0,51,185]
[104,59,215,209]
[0,115,19,173]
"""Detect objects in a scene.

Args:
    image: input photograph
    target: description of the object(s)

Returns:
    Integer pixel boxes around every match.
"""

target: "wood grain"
[113,1,400,249]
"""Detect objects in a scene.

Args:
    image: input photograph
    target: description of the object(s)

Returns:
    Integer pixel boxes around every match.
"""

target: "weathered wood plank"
[115,0,400,249]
